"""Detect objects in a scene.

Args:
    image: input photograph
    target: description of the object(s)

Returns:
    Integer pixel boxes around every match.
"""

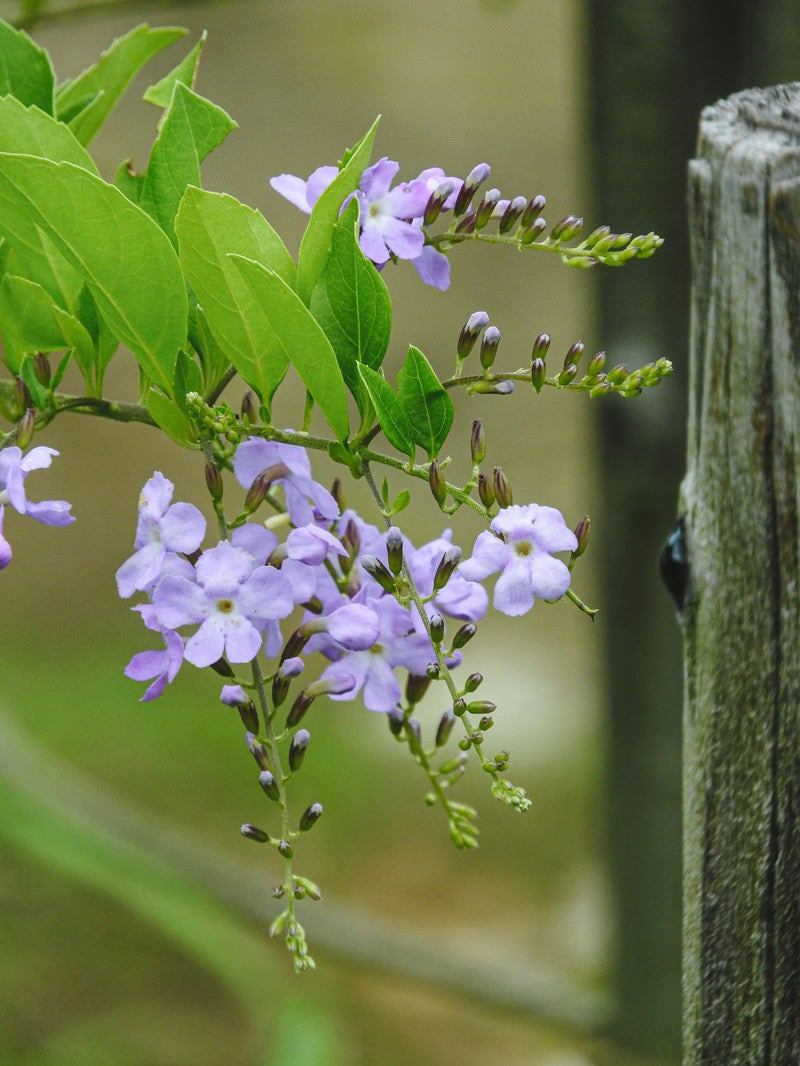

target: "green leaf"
[0,274,66,372]
[0,154,186,396]
[310,199,391,415]
[51,303,99,385]
[0,20,54,113]
[146,388,198,447]
[188,303,229,396]
[176,186,296,405]
[396,344,454,459]
[143,31,207,108]
[0,95,97,174]
[357,364,415,458]
[18,353,49,409]
[139,83,237,245]
[230,255,350,442]
[296,116,380,304]
[55,24,186,145]
[114,158,145,204]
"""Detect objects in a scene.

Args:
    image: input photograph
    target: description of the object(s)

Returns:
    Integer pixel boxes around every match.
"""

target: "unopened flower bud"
[521,193,546,228]
[493,467,513,508]
[243,470,271,513]
[470,419,486,465]
[531,333,551,362]
[572,514,591,558]
[282,627,311,663]
[407,717,422,746]
[557,363,579,386]
[454,211,477,235]
[475,188,502,228]
[246,732,270,771]
[432,547,461,593]
[499,195,528,234]
[464,672,483,693]
[16,409,35,449]
[278,840,293,858]
[406,672,431,705]
[209,656,235,678]
[479,715,494,730]
[453,697,468,717]
[457,311,490,359]
[531,358,546,394]
[272,656,304,708]
[520,216,547,244]
[563,341,585,371]
[550,214,583,242]
[286,690,312,728]
[467,699,496,715]
[299,802,323,832]
[587,350,607,376]
[288,729,311,772]
[205,462,224,503]
[479,327,500,372]
[423,179,456,226]
[241,823,270,843]
[435,709,456,748]
[240,391,258,423]
[428,460,447,508]
[606,363,630,385]
[426,661,441,679]
[452,623,477,649]
[478,473,495,508]
[386,526,404,575]
[259,769,280,801]
[469,379,515,395]
[454,162,491,215]
[32,353,51,388]
[429,611,445,644]
[387,706,404,736]
[361,554,396,593]
[14,376,31,414]
[237,699,259,732]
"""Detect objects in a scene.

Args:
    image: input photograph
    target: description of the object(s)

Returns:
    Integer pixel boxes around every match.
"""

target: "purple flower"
[0,444,74,521]
[233,438,338,528]
[356,158,430,266]
[116,472,206,598]
[269,165,338,213]
[321,594,435,712]
[0,508,12,570]
[124,604,184,701]
[405,531,488,622]
[152,540,294,667]
[459,504,578,616]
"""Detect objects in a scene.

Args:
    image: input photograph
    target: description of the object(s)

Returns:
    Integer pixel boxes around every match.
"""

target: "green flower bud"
[470,419,487,464]
[387,707,404,736]
[479,327,501,372]
[424,179,456,226]
[499,195,528,234]
[435,709,456,748]
[531,358,546,393]
[521,194,546,228]
[454,211,477,235]
[205,462,224,503]
[457,311,490,359]
[32,353,51,388]
[429,611,445,644]
[386,526,404,575]
[478,474,495,508]
[467,699,496,716]
[286,691,312,728]
[572,514,591,558]
[432,546,462,593]
[16,409,35,450]
[240,391,258,423]
[259,769,280,801]
[428,460,447,508]
[241,823,270,843]
[361,554,396,594]
[475,188,502,229]
[563,341,585,371]
[288,729,310,772]
[520,217,547,244]
[406,672,431,705]
[464,672,483,693]
[237,699,259,734]
[586,350,607,376]
[531,332,551,361]
[278,840,294,858]
[493,467,513,508]
[453,697,468,717]
[452,623,477,649]
[246,732,270,771]
[299,802,323,832]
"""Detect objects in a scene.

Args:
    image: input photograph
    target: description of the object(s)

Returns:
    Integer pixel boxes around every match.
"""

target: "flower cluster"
[118,439,578,711]
[271,157,468,290]
[0,445,74,569]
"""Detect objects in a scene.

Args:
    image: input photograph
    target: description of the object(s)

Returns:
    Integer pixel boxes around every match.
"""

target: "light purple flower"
[286,524,346,566]
[459,504,578,616]
[152,540,294,667]
[321,594,435,712]
[233,438,338,528]
[0,445,74,525]
[405,531,488,622]
[356,158,430,266]
[116,472,206,598]
[269,165,338,213]
[220,684,249,707]
[124,604,184,701]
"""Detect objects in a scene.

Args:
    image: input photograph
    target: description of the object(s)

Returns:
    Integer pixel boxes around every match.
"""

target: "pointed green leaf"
[176,186,296,404]
[143,31,207,108]
[230,255,350,442]
[310,199,391,415]
[139,83,237,245]
[397,345,454,459]
[0,95,97,174]
[114,159,145,204]
[0,20,54,113]
[296,116,380,303]
[0,154,186,396]
[55,24,185,145]
[146,388,198,447]
[0,274,65,372]
[357,364,415,458]
[50,304,99,384]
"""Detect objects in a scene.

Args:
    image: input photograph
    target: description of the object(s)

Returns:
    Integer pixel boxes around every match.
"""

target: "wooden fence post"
[681,84,800,1062]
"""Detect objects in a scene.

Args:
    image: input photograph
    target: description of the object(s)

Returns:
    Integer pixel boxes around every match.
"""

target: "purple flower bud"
[452,623,477,650]
[386,526,404,575]
[360,554,396,594]
[405,672,431,705]
[499,195,528,234]
[205,462,224,503]
[288,728,311,772]
[240,823,270,843]
[464,672,483,693]
[531,358,546,394]
[240,390,258,423]
[521,194,546,228]
[435,709,456,748]
[299,802,323,832]
[477,474,495,509]
[457,311,490,359]
[246,732,270,771]
[259,769,280,801]
[572,514,591,558]
[32,353,51,388]
[563,341,585,372]
[470,420,486,465]
[428,460,447,508]
[475,188,502,229]
[432,546,462,593]
[557,364,579,386]
[429,612,445,644]
[520,217,547,244]
[479,327,501,372]
[492,467,513,508]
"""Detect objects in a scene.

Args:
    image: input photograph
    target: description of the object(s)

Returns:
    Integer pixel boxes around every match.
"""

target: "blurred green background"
[0,0,729,1062]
